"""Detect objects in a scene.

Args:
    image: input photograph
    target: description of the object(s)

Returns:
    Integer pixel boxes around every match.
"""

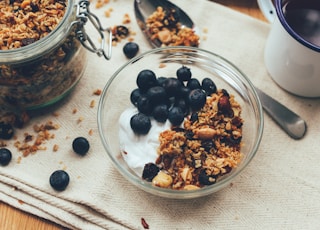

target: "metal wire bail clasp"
[74,0,112,60]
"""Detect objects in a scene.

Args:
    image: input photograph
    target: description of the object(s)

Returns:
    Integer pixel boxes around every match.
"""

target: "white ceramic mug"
[258,0,320,97]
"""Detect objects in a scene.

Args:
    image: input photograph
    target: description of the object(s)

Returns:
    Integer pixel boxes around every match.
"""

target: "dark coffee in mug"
[282,0,320,47]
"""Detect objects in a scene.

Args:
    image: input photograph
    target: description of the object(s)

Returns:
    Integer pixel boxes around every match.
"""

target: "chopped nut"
[152,171,173,188]
[157,29,172,44]
[180,167,192,182]
[195,127,217,140]
[183,185,200,190]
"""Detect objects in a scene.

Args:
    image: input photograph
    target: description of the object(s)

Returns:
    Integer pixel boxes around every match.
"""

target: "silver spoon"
[255,88,307,139]
[134,0,199,48]
[134,0,307,139]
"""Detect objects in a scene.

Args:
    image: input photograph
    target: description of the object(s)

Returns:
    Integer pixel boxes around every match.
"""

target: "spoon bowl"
[134,0,199,47]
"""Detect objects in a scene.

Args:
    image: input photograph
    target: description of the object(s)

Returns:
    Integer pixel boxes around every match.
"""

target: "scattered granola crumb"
[18,200,24,205]
[90,100,96,108]
[122,13,131,24]
[14,121,60,157]
[53,144,59,152]
[104,8,113,17]
[17,156,22,164]
[159,63,166,68]
[93,89,102,96]
[0,141,7,148]
[52,112,60,117]
[72,108,78,114]
[77,116,84,124]
[127,37,135,42]
[88,129,94,136]
[104,10,111,17]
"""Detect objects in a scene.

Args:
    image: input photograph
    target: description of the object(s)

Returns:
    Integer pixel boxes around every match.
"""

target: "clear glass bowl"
[98,47,264,199]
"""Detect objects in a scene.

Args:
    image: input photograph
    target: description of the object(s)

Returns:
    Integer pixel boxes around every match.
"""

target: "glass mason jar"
[0,0,111,111]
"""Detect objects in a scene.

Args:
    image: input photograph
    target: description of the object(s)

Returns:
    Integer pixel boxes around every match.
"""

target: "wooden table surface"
[0,1,267,229]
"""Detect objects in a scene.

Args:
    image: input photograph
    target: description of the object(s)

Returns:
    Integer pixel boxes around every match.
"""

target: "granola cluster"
[151,90,244,190]
[145,6,200,47]
[0,0,67,50]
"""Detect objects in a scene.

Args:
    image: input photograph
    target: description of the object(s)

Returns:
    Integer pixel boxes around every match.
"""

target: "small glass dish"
[98,46,264,199]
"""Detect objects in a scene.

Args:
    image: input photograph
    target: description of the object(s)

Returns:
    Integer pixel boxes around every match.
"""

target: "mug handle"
[257,0,276,22]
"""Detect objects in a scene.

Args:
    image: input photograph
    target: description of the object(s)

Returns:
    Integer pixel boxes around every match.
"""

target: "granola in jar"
[0,0,87,110]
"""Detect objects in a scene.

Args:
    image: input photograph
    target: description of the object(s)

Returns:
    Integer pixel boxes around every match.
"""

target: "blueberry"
[0,123,14,140]
[0,148,12,166]
[49,170,70,191]
[174,98,189,115]
[168,106,184,126]
[176,86,191,99]
[142,163,160,182]
[176,66,192,82]
[187,78,201,90]
[163,77,183,97]
[188,89,206,111]
[137,95,153,115]
[123,42,139,58]
[157,76,167,87]
[152,104,169,123]
[136,69,157,92]
[130,88,142,106]
[202,78,217,95]
[146,86,167,105]
[130,113,151,135]
[72,137,90,156]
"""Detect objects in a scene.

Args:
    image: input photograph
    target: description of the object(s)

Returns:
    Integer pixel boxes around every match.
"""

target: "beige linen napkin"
[1,0,320,229]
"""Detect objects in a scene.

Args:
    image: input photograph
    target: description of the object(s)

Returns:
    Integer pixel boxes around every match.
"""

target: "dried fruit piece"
[142,163,160,182]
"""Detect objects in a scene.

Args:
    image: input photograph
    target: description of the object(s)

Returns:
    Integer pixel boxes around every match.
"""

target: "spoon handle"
[255,88,307,139]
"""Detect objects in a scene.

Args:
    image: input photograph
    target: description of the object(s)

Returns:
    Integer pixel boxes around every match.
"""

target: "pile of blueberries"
[129,66,217,135]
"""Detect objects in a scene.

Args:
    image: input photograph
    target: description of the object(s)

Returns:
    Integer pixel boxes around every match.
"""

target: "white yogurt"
[119,107,171,176]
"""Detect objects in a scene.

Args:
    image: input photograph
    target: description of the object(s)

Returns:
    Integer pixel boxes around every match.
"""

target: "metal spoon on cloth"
[134,0,307,139]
